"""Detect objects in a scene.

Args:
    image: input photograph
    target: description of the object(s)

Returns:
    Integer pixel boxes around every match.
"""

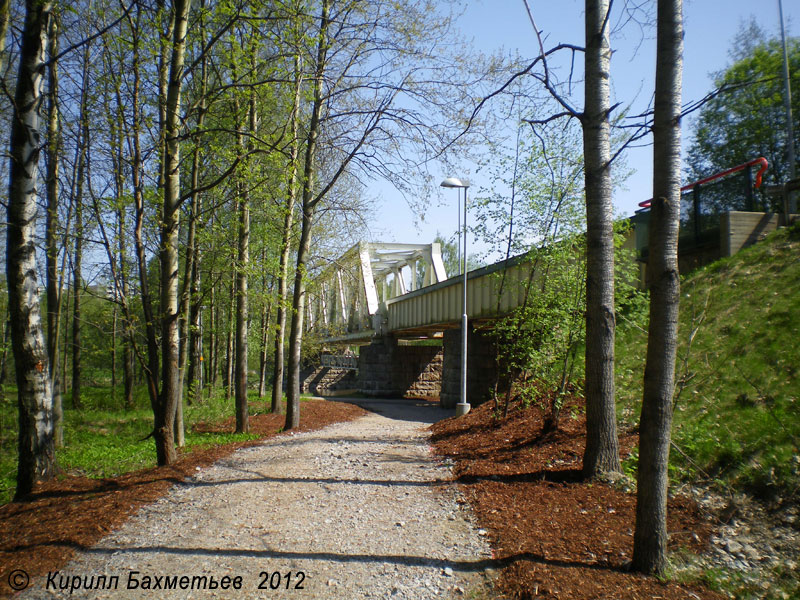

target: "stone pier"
[440,327,500,409]
[358,336,443,398]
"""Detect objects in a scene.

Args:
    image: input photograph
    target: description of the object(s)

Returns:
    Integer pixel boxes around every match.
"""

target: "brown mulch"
[0,399,368,598]
[430,398,724,600]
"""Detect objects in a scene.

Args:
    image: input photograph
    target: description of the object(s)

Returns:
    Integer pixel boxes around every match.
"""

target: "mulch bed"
[0,399,367,598]
[430,397,724,600]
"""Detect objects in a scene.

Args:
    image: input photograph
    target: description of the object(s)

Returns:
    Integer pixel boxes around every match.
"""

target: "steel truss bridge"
[305,241,535,344]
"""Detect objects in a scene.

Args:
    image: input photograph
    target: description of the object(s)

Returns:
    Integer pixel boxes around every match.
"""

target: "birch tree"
[7,0,56,500]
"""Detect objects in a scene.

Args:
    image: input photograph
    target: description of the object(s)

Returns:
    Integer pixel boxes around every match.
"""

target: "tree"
[632,0,683,575]
[580,0,621,477]
[686,24,799,191]
[154,0,192,465]
[6,0,56,500]
[44,9,65,445]
[283,0,465,429]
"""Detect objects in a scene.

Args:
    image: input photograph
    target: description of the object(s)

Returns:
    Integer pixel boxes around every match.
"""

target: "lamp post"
[440,177,470,416]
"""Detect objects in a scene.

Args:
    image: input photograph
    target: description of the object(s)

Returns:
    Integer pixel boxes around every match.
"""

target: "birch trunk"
[233,94,254,434]
[272,51,303,415]
[286,0,330,430]
[581,0,620,477]
[155,0,192,466]
[44,12,63,446]
[632,0,683,575]
[7,0,56,500]
[0,0,10,75]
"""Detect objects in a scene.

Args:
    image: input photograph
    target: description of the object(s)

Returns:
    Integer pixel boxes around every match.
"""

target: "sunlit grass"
[616,225,800,499]
[0,383,273,505]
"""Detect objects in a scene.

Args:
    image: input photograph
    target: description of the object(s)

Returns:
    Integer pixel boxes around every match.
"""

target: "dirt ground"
[430,397,724,600]
[0,400,368,598]
[2,394,730,599]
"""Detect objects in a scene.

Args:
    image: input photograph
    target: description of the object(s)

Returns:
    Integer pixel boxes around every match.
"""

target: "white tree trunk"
[6,0,56,500]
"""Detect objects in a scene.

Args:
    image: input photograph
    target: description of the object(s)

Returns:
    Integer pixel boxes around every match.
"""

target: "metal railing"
[320,353,359,370]
[633,157,770,258]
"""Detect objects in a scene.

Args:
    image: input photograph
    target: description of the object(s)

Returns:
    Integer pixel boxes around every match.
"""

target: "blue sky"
[366,0,798,260]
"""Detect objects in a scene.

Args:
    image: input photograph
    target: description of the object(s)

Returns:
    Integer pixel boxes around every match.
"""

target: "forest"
[1,0,489,492]
[2,0,797,589]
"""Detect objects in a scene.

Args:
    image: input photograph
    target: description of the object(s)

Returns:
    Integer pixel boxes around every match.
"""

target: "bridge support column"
[358,336,443,398]
[441,326,498,409]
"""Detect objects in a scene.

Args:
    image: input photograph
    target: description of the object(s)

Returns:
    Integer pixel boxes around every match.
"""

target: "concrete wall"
[721,211,795,257]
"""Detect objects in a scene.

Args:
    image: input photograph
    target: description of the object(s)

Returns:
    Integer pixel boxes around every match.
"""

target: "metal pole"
[456,186,470,416]
[457,189,462,275]
[778,0,797,214]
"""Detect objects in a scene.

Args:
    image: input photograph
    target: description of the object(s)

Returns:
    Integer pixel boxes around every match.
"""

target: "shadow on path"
[324,397,452,425]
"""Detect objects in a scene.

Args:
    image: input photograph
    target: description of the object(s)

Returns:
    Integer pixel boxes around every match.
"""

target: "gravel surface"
[23,399,494,599]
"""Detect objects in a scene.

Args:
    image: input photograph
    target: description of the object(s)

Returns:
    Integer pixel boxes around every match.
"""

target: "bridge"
[304,241,538,406]
[306,241,536,342]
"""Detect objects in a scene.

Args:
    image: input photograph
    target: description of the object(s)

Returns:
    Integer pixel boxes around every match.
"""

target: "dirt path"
[21,399,494,599]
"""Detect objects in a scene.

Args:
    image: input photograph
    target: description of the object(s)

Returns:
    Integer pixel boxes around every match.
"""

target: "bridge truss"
[305,242,447,343]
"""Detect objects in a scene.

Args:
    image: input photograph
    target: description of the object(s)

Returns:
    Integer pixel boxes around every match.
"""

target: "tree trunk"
[129,5,160,416]
[70,40,91,411]
[7,0,56,500]
[210,278,219,388]
[285,0,330,431]
[632,0,683,576]
[0,316,10,385]
[0,0,11,75]
[44,11,63,446]
[179,2,208,410]
[155,0,192,466]
[225,258,236,401]
[114,96,135,411]
[271,51,303,415]
[258,276,273,399]
[581,0,620,478]
[286,207,314,430]
[71,168,84,410]
[234,91,256,434]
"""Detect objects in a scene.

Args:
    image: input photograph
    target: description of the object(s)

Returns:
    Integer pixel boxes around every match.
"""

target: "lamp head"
[440,177,468,188]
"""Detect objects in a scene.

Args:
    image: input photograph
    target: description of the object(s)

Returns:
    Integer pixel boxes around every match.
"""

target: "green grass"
[616,224,800,499]
[0,384,273,505]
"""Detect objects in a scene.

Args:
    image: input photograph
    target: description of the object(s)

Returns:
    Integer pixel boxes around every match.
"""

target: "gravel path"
[24,399,494,599]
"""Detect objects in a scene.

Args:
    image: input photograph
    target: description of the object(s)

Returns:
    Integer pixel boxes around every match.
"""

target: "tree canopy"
[686,22,799,188]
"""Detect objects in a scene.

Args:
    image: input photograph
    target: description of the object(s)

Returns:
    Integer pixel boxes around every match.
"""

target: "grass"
[616,224,800,499]
[0,383,275,505]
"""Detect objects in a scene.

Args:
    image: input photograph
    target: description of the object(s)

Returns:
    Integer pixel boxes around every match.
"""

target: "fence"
[633,158,770,259]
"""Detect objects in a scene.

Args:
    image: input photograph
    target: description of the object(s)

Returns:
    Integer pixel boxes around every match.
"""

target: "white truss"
[306,241,447,341]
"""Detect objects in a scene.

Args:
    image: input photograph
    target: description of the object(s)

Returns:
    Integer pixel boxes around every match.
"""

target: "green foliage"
[672,550,800,600]
[490,237,586,412]
[0,384,264,505]
[616,227,800,499]
[686,22,799,194]
[472,120,587,421]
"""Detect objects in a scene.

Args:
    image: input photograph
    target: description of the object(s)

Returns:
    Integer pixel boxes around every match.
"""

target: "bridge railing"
[320,353,359,370]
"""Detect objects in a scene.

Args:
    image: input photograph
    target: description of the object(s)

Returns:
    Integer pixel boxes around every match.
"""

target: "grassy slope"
[616,224,800,499]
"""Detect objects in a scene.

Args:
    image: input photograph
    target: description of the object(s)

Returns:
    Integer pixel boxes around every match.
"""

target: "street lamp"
[440,177,470,417]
